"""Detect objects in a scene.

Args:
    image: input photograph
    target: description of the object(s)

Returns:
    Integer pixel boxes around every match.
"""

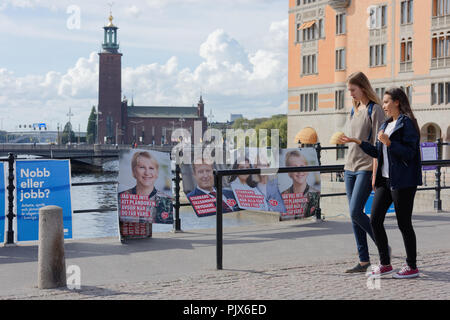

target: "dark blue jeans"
[345,170,375,262]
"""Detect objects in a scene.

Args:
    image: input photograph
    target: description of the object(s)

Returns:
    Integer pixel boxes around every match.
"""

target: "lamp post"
[94,108,102,144]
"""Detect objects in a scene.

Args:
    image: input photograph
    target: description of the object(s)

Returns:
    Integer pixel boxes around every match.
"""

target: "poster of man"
[278,148,321,220]
[181,160,240,217]
[118,149,173,240]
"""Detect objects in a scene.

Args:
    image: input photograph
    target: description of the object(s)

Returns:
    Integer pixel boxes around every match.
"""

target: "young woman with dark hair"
[340,87,422,279]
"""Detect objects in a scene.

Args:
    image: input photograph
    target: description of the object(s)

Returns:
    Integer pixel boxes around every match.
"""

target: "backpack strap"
[350,102,376,142]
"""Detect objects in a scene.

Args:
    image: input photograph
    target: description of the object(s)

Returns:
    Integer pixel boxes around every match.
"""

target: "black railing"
[213,158,450,270]
[2,143,449,254]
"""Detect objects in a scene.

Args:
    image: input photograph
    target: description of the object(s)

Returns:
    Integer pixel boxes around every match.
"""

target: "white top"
[382,120,397,178]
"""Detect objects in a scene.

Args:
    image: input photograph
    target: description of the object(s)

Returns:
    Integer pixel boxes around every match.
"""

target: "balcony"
[431,57,450,69]
[432,14,450,30]
[328,0,350,10]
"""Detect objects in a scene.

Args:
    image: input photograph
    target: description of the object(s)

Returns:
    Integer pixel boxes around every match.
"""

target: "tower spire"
[102,4,119,53]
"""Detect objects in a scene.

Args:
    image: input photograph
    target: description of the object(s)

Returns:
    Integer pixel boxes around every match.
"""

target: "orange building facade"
[288,0,450,162]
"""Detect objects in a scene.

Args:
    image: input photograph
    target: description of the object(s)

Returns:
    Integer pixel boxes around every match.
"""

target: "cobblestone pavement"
[3,249,450,300]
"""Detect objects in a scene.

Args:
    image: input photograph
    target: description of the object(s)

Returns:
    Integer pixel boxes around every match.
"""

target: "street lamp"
[94,108,102,144]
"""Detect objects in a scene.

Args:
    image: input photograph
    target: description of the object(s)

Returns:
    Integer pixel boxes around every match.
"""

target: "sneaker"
[345,262,371,273]
[366,264,394,277]
[393,266,419,279]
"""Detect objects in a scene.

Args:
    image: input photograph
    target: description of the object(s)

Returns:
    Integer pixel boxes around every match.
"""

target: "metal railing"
[213,157,450,270]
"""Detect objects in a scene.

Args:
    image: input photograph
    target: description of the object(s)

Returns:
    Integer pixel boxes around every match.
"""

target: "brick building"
[98,14,207,145]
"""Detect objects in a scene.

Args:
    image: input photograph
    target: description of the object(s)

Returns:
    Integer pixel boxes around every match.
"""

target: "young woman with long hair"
[341,72,386,273]
[340,87,422,278]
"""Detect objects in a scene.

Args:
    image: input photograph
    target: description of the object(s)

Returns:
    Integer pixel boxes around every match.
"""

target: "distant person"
[341,87,422,279]
[187,162,239,213]
[339,71,385,274]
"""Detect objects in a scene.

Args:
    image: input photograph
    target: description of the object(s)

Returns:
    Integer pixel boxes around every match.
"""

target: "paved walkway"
[1,210,450,300]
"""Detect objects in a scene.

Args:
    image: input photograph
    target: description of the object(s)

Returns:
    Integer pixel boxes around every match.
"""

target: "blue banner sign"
[364,191,395,215]
[0,164,5,243]
[16,160,72,242]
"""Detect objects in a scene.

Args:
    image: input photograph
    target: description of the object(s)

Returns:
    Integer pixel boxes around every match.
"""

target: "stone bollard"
[38,205,66,289]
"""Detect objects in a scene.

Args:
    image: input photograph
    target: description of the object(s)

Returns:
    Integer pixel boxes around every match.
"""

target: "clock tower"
[98,13,122,144]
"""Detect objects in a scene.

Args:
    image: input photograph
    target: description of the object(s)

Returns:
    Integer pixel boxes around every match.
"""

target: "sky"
[0,0,288,132]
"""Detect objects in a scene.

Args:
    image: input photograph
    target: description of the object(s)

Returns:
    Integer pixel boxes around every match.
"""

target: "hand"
[338,135,361,145]
[378,131,390,146]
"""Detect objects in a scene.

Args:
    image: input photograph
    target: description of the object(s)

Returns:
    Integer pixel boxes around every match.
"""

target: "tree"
[230,114,287,148]
[61,122,76,144]
[86,106,97,144]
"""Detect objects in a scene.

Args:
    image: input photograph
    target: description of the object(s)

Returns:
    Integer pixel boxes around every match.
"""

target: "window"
[296,23,301,42]
[370,5,387,29]
[432,33,450,58]
[401,38,413,62]
[336,13,346,35]
[335,48,346,70]
[300,92,318,112]
[302,54,317,75]
[400,85,413,104]
[375,87,386,101]
[433,0,450,16]
[401,0,414,24]
[431,82,450,104]
[302,24,317,41]
[318,19,324,38]
[335,90,345,110]
[303,0,316,4]
[370,44,387,66]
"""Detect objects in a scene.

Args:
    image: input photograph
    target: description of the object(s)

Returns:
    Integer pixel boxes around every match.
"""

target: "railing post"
[6,153,15,245]
[214,171,223,270]
[173,164,182,232]
[314,143,322,221]
[434,139,442,212]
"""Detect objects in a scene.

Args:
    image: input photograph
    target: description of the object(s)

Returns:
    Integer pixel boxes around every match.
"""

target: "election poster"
[0,163,5,243]
[420,142,438,171]
[15,159,73,242]
[181,160,240,218]
[118,149,174,240]
[278,148,321,220]
[228,148,286,213]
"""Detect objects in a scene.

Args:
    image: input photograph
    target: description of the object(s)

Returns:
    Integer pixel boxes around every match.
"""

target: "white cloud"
[0,13,288,130]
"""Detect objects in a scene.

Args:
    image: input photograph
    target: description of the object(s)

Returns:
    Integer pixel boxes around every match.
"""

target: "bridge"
[0,144,174,172]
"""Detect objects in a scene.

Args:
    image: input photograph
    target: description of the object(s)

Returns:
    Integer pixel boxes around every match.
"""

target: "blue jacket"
[359,114,422,190]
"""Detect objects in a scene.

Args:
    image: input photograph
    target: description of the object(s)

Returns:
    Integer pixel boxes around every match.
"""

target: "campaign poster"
[0,163,5,243]
[421,142,438,171]
[16,160,73,242]
[278,148,321,220]
[181,160,240,218]
[118,149,174,240]
[228,148,286,213]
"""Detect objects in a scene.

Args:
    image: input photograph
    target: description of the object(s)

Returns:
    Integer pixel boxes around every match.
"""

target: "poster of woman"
[118,149,173,240]
[278,148,321,220]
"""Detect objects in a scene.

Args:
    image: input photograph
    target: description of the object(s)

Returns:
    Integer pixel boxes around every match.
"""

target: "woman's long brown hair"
[347,71,382,108]
[384,87,420,134]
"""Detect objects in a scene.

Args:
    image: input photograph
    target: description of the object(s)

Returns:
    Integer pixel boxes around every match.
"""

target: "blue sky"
[0,0,288,131]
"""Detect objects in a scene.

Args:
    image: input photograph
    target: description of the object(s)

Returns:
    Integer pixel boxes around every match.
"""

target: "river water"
[70,160,255,239]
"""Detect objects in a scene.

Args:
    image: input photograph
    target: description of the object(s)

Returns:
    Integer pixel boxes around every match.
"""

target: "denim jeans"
[345,170,375,262]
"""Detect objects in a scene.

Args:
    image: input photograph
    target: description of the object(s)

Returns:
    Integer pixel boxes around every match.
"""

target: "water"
[70,160,256,239]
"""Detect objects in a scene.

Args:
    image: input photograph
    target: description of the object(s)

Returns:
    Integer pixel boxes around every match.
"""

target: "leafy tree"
[230,114,287,148]
[61,122,76,144]
[86,106,97,144]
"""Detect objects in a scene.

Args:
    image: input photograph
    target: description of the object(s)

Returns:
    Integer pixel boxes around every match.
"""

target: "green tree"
[230,114,287,148]
[61,122,76,144]
[86,106,97,144]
